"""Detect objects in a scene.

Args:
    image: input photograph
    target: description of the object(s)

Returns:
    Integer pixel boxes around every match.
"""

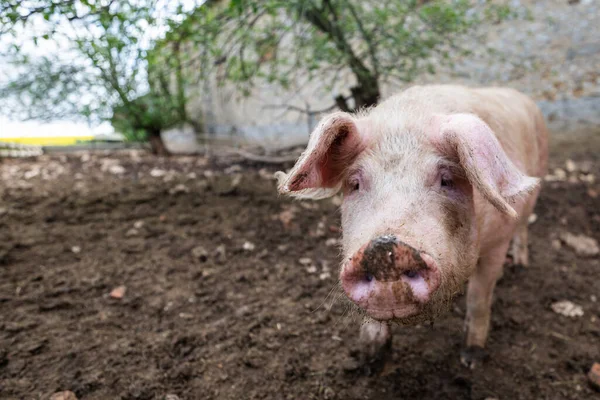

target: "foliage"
[179,0,519,111]
[0,0,200,154]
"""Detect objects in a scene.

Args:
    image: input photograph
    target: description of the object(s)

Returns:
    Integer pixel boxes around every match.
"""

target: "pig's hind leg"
[461,242,509,369]
[510,223,529,267]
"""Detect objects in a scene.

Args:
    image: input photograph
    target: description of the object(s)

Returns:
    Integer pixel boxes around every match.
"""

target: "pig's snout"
[340,235,441,321]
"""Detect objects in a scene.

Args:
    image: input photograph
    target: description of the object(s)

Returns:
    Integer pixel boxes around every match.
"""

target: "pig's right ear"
[275,112,367,199]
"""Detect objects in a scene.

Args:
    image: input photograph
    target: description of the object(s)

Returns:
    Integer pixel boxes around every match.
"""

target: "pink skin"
[276,85,548,368]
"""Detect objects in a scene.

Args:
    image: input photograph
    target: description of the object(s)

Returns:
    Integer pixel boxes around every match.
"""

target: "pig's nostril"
[404,270,418,279]
[364,272,374,282]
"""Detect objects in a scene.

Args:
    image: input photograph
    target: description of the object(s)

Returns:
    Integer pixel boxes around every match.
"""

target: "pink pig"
[276,85,548,368]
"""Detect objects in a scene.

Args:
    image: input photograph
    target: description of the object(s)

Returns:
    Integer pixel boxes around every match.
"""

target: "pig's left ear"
[275,112,367,199]
[436,113,540,219]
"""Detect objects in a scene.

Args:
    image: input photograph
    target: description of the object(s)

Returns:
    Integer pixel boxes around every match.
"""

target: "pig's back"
[392,85,548,178]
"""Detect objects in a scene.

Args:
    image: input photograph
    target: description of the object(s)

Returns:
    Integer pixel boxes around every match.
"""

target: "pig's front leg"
[358,320,392,374]
[461,243,508,369]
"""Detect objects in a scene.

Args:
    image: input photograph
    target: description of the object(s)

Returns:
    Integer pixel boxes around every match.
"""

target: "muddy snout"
[340,235,441,321]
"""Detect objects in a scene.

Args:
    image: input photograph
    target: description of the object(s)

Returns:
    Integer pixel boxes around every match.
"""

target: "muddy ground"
[0,130,599,400]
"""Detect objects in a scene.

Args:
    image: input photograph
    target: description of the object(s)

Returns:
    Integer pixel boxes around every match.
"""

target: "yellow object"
[0,136,95,146]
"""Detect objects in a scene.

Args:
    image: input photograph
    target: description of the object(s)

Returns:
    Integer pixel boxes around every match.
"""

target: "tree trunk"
[148,130,170,156]
[335,78,381,113]
[351,78,380,110]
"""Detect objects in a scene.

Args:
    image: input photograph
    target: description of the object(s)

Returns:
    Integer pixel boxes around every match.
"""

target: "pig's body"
[277,85,548,368]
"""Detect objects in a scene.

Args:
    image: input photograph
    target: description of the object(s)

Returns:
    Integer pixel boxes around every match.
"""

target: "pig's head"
[276,110,539,324]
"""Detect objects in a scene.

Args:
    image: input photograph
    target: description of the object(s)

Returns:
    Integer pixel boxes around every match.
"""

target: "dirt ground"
[0,130,599,400]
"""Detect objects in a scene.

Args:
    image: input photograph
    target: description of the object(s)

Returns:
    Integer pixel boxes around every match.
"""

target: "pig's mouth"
[340,235,442,322]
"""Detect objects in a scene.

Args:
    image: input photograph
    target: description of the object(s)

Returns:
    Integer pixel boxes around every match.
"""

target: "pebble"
[133,220,145,229]
[242,241,255,251]
[325,238,339,247]
[50,391,78,400]
[551,300,584,318]
[71,246,81,254]
[108,165,125,175]
[528,214,538,225]
[560,232,599,257]
[551,239,562,250]
[214,245,227,263]
[169,184,190,194]
[298,257,312,265]
[125,228,139,237]
[150,168,167,177]
[110,286,127,299]
[319,272,331,280]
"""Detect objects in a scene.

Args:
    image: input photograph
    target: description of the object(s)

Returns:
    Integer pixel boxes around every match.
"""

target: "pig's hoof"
[460,346,488,369]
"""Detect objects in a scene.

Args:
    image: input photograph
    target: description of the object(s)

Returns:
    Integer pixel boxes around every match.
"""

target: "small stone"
[110,286,127,299]
[277,244,289,252]
[191,246,209,262]
[258,168,273,180]
[230,174,243,189]
[169,184,190,195]
[551,300,584,318]
[179,313,193,320]
[588,189,598,198]
[214,245,227,263]
[588,363,600,391]
[560,232,599,257]
[150,168,167,177]
[591,295,597,303]
[71,246,81,254]
[580,174,596,184]
[133,220,145,229]
[50,391,78,400]
[306,265,317,274]
[528,214,538,225]
[108,165,125,175]
[319,272,331,280]
[165,395,181,400]
[125,228,139,237]
[298,257,312,265]
[554,168,567,180]
[551,239,562,250]
[331,196,343,206]
[565,159,577,172]
[325,238,339,247]
[242,241,255,251]
[225,164,242,174]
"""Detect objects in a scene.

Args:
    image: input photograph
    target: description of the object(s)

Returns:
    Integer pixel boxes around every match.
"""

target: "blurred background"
[0,1,598,399]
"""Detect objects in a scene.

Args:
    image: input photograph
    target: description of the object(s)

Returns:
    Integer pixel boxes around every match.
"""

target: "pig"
[275,85,548,369]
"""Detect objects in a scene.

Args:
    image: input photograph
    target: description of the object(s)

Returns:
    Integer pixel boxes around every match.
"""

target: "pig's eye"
[346,174,362,194]
[440,171,454,188]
